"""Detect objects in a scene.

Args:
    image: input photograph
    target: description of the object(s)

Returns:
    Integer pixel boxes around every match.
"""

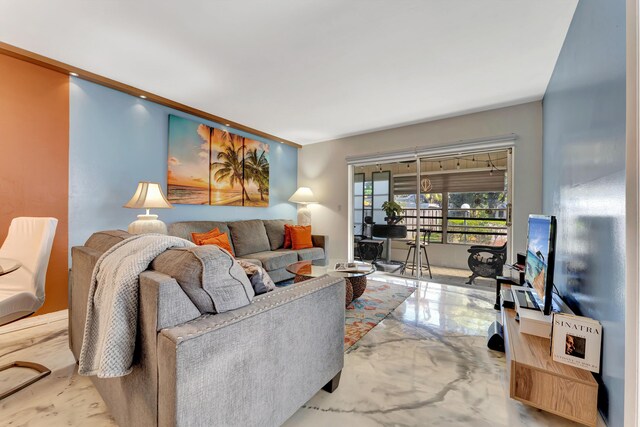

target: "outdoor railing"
[402,207,507,245]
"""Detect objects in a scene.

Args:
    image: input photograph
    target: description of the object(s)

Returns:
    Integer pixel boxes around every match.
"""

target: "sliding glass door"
[350,147,512,280]
[352,160,422,278]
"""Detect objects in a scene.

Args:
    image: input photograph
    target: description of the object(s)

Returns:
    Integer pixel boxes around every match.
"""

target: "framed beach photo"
[167,114,270,207]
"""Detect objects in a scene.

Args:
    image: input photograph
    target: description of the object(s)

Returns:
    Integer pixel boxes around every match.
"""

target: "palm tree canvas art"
[167,115,210,204]
[167,114,270,207]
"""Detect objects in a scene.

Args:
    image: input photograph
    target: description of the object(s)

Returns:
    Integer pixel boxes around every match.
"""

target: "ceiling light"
[140,95,147,99]
[69,72,78,77]
[225,123,230,126]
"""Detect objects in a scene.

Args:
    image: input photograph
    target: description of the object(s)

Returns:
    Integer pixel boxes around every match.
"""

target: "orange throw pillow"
[283,224,293,249]
[290,225,313,250]
[192,228,222,245]
[201,233,234,256]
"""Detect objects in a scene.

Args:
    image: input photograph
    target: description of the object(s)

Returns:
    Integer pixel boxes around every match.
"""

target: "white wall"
[389,240,474,270]
[298,101,543,267]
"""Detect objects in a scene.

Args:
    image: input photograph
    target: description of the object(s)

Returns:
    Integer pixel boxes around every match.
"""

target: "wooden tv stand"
[502,304,598,426]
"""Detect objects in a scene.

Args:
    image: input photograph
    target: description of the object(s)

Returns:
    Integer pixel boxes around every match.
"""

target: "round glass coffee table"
[286,260,375,307]
[0,258,21,276]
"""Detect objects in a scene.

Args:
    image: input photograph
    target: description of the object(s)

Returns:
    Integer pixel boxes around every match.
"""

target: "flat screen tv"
[524,214,557,315]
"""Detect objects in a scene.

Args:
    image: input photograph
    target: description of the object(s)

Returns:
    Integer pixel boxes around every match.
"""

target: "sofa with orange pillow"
[168,219,327,283]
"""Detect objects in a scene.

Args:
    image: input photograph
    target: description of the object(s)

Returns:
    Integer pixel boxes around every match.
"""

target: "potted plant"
[381,201,404,225]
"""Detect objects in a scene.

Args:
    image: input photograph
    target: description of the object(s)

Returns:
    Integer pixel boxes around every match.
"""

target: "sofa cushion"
[266,267,294,283]
[151,246,253,314]
[168,221,234,253]
[227,220,271,257]
[263,219,294,250]
[243,250,298,271]
[293,247,325,262]
[84,230,132,253]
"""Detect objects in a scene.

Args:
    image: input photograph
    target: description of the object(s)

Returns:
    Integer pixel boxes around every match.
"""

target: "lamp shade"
[288,187,317,204]
[123,182,173,209]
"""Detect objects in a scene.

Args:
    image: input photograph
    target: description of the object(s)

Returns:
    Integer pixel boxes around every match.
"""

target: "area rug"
[344,280,416,351]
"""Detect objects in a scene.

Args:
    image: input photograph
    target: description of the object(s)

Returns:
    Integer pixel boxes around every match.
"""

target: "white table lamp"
[124,182,173,234]
[289,187,317,226]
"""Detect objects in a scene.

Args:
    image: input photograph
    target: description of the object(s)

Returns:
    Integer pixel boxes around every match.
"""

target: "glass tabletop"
[286,260,375,278]
[0,258,21,276]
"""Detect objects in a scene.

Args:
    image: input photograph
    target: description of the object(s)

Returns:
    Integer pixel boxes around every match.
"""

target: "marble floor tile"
[285,277,581,427]
[0,275,582,426]
[0,313,116,426]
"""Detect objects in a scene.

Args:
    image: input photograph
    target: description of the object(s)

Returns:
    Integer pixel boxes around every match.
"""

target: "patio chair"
[354,216,383,263]
[466,242,507,284]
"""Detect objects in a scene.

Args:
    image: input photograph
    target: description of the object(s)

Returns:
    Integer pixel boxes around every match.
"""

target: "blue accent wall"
[69,78,297,250]
[542,1,626,424]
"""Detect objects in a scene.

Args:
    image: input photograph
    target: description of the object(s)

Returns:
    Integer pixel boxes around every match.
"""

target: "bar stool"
[402,229,432,278]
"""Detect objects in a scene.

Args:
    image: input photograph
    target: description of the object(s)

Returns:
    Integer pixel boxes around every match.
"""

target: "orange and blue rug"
[344,279,416,351]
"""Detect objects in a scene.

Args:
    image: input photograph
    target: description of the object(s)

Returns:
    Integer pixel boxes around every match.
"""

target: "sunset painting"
[167,115,270,207]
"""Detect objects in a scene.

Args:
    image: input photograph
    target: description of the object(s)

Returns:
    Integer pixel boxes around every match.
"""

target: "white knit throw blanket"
[79,234,195,378]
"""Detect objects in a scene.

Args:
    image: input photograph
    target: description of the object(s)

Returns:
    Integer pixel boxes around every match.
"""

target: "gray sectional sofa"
[69,229,345,427]
[168,219,328,282]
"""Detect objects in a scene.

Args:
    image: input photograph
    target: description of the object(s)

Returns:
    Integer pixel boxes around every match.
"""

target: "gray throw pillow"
[151,246,254,314]
[263,219,294,250]
[227,220,271,256]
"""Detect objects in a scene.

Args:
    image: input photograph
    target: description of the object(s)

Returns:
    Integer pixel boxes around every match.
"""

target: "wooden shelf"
[502,307,598,426]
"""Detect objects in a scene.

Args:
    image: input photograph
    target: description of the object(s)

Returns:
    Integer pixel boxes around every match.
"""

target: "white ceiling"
[0,0,577,145]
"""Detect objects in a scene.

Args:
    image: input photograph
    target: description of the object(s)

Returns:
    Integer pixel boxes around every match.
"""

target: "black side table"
[371,224,407,263]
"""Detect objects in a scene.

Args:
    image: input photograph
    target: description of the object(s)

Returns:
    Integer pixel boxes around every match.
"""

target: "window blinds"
[393,170,505,195]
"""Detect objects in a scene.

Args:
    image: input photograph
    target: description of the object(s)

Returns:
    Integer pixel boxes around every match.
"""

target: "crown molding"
[0,41,301,149]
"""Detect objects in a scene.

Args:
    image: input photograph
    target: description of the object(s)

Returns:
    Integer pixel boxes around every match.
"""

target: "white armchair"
[0,217,57,400]
[0,217,58,325]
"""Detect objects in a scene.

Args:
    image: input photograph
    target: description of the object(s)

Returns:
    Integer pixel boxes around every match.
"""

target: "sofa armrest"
[311,234,327,249]
[69,247,202,360]
[69,246,103,359]
[139,271,202,330]
[69,246,204,427]
[311,234,328,265]
[157,275,345,427]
